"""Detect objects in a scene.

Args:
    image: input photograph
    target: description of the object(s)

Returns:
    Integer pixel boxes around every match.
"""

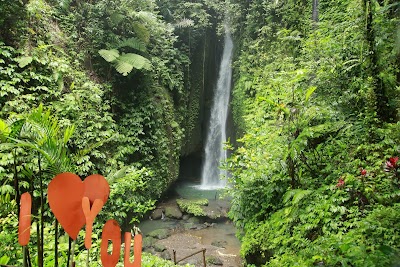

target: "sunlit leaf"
[98,49,119,62]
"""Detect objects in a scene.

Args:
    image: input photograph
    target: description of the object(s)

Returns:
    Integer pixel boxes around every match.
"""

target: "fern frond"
[292,189,311,205]
[175,18,194,28]
[135,11,157,24]
[115,60,134,76]
[133,22,150,43]
[110,12,124,26]
[16,56,33,68]
[118,37,147,52]
[99,49,119,62]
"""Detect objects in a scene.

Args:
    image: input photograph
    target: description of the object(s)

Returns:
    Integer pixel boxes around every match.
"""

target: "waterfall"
[200,26,233,189]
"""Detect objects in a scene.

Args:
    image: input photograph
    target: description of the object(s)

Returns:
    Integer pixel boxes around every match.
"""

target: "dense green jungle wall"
[0,0,223,231]
[226,0,400,266]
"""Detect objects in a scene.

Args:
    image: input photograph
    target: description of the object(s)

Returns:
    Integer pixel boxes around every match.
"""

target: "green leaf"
[283,189,297,204]
[16,56,33,68]
[98,49,119,62]
[114,60,133,76]
[114,53,151,75]
[305,86,317,102]
[119,53,151,70]
[0,255,9,265]
[283,189,312,205]
[378,245,394,256]
[0,119,10,140]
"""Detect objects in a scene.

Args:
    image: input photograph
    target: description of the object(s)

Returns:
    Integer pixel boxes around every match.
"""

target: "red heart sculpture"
[48,173,85,240]
[83,174,110,206]
[48,173,110,240]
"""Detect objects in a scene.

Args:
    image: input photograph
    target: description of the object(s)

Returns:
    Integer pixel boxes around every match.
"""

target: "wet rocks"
[206,255,223,265]
[160,250,171,260]
[154,243,167,252]
[148,229,171,240]
[143,236,156,249]
[150,208,165,220]
[211,240,228,248]
[165,206,183,219]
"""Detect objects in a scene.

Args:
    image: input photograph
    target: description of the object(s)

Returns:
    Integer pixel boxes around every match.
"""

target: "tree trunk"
[362,0,394,122]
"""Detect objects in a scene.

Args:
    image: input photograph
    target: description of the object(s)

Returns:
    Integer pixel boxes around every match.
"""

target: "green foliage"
[98,49,151,76]
[0,0,200,265]
[142,253,193,267]
[103,167,156,225]
[227,0,400,265]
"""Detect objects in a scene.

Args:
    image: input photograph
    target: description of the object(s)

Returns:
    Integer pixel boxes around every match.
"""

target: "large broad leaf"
[98,49,119,62]
[118,37,147,52]
[305,86,317,102]
[0,119,10,141]
[115,53,151,76]
[121,53,151,70]
[283,189,312,205]
[114,60,134,76]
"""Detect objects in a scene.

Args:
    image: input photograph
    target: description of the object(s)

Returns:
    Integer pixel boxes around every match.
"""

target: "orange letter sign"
[18,192,32,246]
[101,220,121,267]
[124,232,142,267]
[82,197,104,249]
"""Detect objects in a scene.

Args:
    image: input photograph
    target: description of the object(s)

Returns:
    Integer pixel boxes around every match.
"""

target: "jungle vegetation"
[0,0,399,266]
[226,0,400,266]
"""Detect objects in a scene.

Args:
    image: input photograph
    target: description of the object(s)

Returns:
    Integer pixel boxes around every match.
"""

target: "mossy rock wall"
[181,28,222,157]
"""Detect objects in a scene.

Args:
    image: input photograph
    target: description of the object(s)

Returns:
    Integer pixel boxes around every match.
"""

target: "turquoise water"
[174,182,227,200]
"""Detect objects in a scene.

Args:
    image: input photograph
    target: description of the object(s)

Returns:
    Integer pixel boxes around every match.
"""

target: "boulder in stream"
[160,250,171,260]
[165,206,183,219]
[154,243,167,252]
[211,240,228,248]
[148,228,171,240]
[143,236,156,248]
[151,208,165,220]
[206,255,223,265]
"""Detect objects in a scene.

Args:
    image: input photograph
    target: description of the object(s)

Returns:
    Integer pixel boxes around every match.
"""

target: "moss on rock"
[176,198,209,216]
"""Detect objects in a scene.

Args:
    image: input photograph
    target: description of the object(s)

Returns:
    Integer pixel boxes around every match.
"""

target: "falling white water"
[200,26,233,190]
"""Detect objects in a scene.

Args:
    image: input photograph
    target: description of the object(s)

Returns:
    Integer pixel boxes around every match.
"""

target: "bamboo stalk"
[38,153,44,267]
[54,220,59,267]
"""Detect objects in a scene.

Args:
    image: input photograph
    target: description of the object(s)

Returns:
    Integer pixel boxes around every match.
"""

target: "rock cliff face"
[179,24,238,181]
[181,27,222,157]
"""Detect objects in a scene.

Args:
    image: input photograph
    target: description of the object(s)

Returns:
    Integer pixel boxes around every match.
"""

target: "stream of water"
[200,26,233,190]
[139,182,241,266]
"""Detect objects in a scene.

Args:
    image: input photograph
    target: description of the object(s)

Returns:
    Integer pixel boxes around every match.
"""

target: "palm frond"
[99,49,119,62]
[114,53,151,75]
[114,60,134,76]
